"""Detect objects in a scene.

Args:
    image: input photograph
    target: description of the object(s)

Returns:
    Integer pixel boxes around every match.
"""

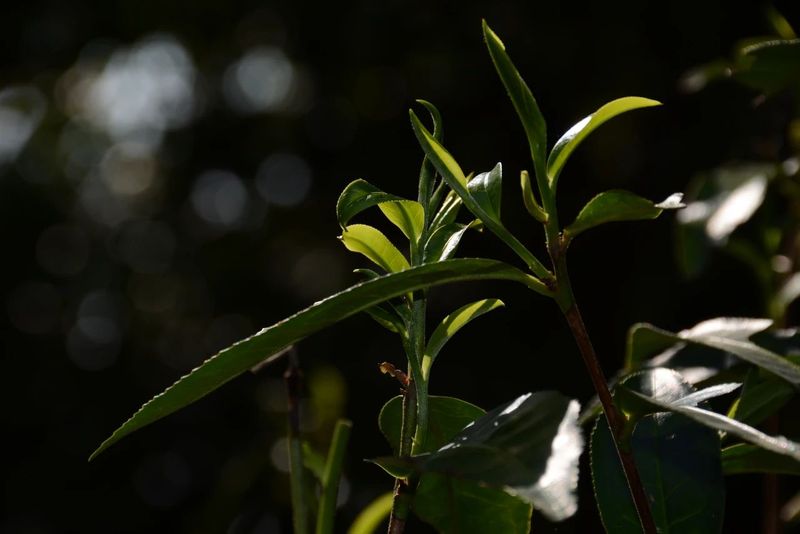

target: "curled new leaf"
[336,179,405,228]
[563,190,683,241]
[467,162,503,221]
[547,97,661,190]
[340,224,410,273]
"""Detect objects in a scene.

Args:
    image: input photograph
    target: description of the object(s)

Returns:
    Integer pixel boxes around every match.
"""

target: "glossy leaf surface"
[383,391,583,521]
[564,190,681,239]
[422,298,505,378]
[467,163,503,221]
[340,224,410,273]
[423,223,470,264]
[619,369,800,462]
[592,368,725,533]
[547,97,661,188]
[482,21,547,170]
[625,318,800,385]
[91,258,541,460]
[379,395,485,454]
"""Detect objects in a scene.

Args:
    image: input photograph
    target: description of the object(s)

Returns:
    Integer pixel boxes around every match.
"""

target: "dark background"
[2,1,799,532]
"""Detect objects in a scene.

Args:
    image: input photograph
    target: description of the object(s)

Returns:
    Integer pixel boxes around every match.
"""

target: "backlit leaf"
[722,443,800,476]
[378,200,424,243]
[564,190,682,240]
[336,179,404,228]
[422,299,505,378]
[547,97,661,190]
[340,224,410,273]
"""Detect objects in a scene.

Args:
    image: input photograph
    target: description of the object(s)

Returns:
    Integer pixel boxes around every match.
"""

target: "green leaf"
[482,20,547,173]
[423,223,471,264]
[619,369,800,462]
[336,179,405,228]
[302,442,327,481]
[369,457,415,479]
[422,299,505,378]
[348,492,394,534]
[722,443,800,476]
[727,366,795,427]
[415,99,444,221]
[625,317,800,385]
[363,304,404,334]
[547,97,661,189]
[379,395,485,454]
[90,258,542,460]
[625,322,680,371]
[378,200,425,243]
[340,224,410,273]
[413,474,532,534]
[430,190,463,230]
[467,162,503,221]
[564,190,683,240]
[410,110,552,281]
[395,391,583,521]
[734,39,800,94]
[592,368,725,533]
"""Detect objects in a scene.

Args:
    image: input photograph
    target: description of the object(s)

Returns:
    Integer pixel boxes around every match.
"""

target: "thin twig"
[563,304,657,534]
[284,347,310,534]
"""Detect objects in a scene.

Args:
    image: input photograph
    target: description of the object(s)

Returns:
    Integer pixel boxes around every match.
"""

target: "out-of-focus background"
[2,1,799,532]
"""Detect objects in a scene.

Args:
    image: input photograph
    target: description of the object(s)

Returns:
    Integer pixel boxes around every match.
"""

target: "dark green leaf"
[423,223,470,264]
[430,190,463,230]
[379,395,485,454]
[592,368,725,533]
[467,162,503,221]
[413,474,532,534]
[625,322,680,371]
[364,304,405,334]
[336,179,404,228]
[722,443,800,476]
[422,299,505,378]
[340,224,410,273]
[547,97,661,190]
[401,391,583,521]
[619,369,800,462]
[734,39,800,93]
[90,258,541,460]
[564,190,682,240]
[482,20,547,173]
[369,457,414,479]
[727,367,794,427]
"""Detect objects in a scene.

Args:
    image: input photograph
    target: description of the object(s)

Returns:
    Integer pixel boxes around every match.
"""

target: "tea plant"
[91,20,800,533]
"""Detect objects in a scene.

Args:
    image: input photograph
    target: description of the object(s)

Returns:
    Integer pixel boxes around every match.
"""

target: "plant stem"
[387,383,416,534]
[316,419,353,534]
[285,348,310,534]
[560,299,657,534]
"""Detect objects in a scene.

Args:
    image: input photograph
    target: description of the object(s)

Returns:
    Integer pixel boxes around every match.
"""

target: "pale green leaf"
[547,97,661,189]
[340,224,410,273]
[348,493,394,534]
[378,200,424,243]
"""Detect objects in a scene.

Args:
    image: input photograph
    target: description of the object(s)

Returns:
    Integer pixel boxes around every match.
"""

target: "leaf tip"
[655,192,686,210]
